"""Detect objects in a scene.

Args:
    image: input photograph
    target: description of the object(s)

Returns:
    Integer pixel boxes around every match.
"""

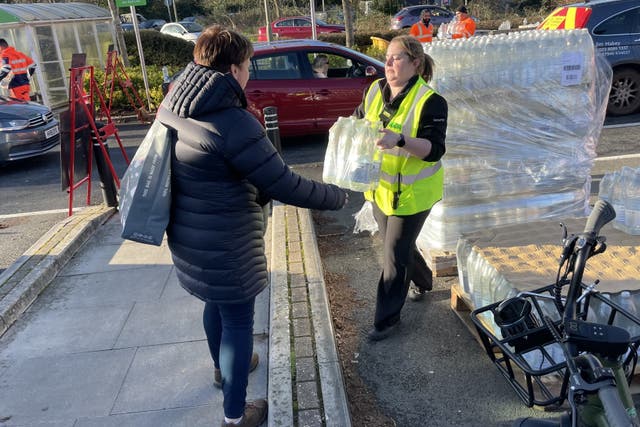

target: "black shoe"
[214,352,259,389]
[408,284,427,302]
[367,321,400,342]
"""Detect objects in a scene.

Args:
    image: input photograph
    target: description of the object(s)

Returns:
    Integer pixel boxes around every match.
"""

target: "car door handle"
[316,89,331,96]
[247,90,265,96]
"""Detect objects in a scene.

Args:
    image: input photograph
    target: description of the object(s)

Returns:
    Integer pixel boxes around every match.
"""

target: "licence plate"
[45,125,59,139]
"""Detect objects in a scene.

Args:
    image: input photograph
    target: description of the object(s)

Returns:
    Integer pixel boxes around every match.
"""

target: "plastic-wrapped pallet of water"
[599,166,640,235]
[415,29,612,252]
[323,116,382,192]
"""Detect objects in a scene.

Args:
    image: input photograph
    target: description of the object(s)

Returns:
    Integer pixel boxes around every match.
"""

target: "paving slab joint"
[0,205,116,337]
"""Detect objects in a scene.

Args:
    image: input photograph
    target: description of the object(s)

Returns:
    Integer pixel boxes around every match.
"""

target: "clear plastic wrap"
[323,117,383,192]
[416,29,612,252]
[353,201,378,235]
[600,166,640,235]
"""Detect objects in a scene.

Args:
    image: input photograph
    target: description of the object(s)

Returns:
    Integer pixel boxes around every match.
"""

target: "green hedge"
[123,31,194,67]
[93,64,172,111]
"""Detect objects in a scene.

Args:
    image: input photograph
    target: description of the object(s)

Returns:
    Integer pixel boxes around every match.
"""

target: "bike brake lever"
[590,239,607,256]
[559,234,579,264]
[560,222,568,240]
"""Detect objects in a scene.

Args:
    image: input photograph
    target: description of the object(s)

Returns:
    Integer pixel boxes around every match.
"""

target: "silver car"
[0,96,60,165]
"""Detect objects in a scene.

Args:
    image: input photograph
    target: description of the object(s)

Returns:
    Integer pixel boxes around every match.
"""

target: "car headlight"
[0,119,29,131]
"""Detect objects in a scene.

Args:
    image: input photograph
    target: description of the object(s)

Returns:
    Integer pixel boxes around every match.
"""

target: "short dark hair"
[456,6,468,14]
[193,25,253,73]
[0,39,8,48]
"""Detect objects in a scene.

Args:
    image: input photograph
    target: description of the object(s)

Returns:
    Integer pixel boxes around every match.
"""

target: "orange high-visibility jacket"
[410,21,434,43]
[451,17,476,39]
[0,46,35,88]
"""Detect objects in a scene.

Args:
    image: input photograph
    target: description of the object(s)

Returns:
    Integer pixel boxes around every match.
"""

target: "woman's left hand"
[376,129,400,150]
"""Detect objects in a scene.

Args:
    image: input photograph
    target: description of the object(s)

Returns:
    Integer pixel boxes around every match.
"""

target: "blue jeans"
[203,299,255,418]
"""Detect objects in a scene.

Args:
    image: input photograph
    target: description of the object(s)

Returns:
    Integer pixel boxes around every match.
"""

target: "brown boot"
[220,399,268,427]
[214,352,259,389]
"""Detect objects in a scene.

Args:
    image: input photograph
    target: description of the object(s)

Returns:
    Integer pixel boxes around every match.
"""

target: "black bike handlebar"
[564,200,617,324]
[598,386,636,427]
[584,199,616,236]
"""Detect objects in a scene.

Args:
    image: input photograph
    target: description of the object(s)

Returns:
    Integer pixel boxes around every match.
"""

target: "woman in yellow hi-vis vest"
[353,35,448,341]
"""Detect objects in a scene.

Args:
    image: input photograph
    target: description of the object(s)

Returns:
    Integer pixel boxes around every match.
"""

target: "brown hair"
[193,25,253,73]
[389,35,435,83]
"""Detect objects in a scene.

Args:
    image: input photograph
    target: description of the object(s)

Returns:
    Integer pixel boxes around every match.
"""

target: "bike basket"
[471,284,569,408]
[471,283,640,408]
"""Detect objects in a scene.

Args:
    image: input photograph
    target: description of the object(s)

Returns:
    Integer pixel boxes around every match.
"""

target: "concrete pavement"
[0,202,350,426]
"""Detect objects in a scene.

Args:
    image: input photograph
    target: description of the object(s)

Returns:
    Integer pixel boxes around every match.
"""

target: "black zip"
[392,173,402,210]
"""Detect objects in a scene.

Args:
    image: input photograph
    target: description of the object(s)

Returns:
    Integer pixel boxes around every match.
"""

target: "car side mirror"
[365,66,378,77]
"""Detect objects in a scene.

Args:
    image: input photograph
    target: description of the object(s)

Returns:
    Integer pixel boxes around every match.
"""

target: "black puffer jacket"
[157,62,346,303]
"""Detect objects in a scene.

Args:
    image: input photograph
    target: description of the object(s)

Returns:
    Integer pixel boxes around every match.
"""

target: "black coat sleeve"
[416,93,447,162]
[224,111,346,211]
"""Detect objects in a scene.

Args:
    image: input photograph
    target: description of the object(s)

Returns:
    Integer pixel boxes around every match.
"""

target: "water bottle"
[336,116,356,188]
[597,172,616,203]
[587,293,612,324]
[610,169,629,228]
[623,168,640,235]
[323,117,348,185]
[613,291,640,339]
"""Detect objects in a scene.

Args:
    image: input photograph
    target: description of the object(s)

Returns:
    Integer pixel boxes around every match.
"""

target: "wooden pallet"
[450,282,486,348]
[419,247,458,277]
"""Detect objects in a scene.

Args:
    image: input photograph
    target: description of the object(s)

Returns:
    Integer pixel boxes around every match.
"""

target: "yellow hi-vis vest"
[364,77,443,216]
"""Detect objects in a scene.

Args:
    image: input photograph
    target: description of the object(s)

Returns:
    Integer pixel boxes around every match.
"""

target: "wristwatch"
[396,133,406,147]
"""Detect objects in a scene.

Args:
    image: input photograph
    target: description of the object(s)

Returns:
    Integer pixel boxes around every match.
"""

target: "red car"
[257,16,345,42]
[246,40,384,137]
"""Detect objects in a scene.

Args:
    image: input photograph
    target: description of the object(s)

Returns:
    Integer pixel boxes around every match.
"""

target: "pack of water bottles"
[599,166,640,235]
[322,116,383,192]
[415,29,612,251]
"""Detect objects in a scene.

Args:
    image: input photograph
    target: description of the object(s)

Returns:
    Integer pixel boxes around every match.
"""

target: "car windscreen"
[181,22,203,32]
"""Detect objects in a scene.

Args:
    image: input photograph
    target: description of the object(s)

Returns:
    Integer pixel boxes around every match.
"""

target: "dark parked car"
[257,16,345,42]
[539,0,640,116]
[0,96,60,165]
[390,5,455,30]
[120,13,165,32]
[246,40,384,137]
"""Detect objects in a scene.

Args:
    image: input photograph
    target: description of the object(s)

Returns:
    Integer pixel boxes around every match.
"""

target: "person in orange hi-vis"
[409,9,434,43]
[451,6,476,39]
[0,39,36,101]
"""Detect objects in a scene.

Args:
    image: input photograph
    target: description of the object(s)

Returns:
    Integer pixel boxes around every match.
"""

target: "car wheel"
[607,67,640,116]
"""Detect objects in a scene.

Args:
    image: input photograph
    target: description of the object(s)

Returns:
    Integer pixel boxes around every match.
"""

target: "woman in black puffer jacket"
[157,26,347,427]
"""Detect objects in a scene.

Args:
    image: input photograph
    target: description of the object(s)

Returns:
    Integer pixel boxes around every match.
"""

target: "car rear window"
[538,6,592,30]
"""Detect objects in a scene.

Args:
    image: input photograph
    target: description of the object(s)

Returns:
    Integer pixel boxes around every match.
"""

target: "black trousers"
[372,202,433,330]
